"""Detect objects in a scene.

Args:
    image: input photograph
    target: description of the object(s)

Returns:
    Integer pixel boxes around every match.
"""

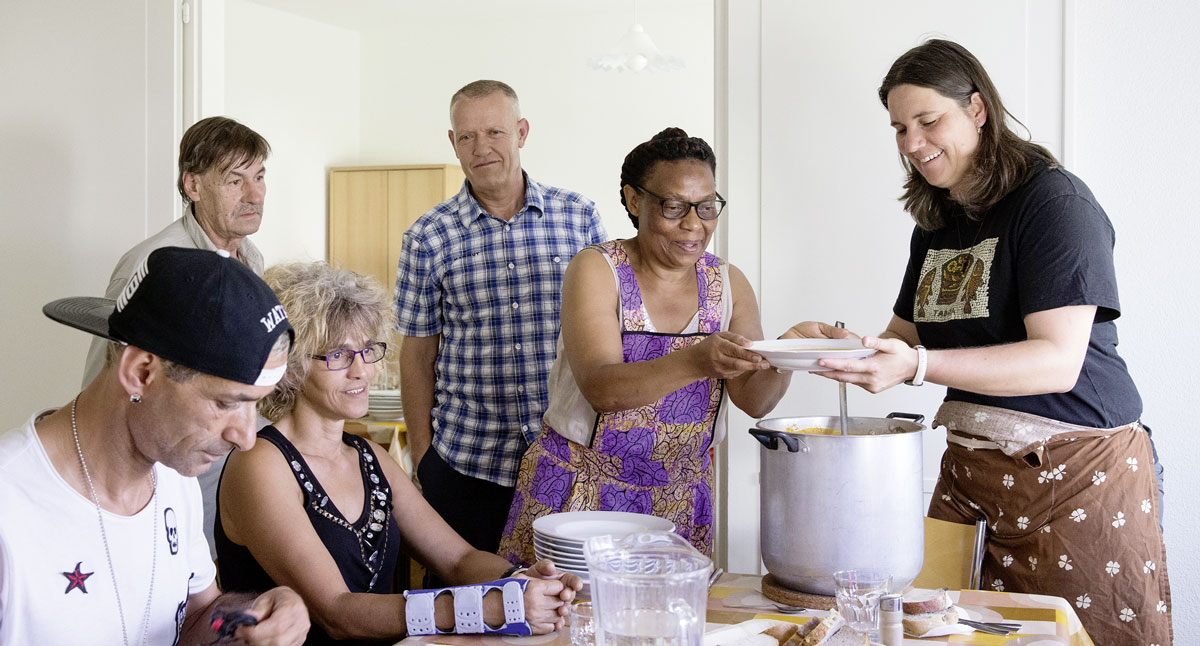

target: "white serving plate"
[748,338,877,371]
[533,511,674,542]
[533,535,584,554]
[534,550,589,569]
[535,528,585,547]
[533,539,586,557]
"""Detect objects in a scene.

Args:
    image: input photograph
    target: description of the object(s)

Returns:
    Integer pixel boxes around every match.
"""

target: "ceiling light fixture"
[588,0,685,73]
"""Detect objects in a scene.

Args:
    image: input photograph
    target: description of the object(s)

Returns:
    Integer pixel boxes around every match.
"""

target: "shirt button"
[514,343,522,350]
[553,256,561,263]
[512,302,519,309]
[517,385,525,393]
[522,425,529,432]
[508,262,515,270]
[505,224,511,231]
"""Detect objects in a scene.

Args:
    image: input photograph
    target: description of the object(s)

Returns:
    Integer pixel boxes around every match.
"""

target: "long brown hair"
[879,39,1058,230]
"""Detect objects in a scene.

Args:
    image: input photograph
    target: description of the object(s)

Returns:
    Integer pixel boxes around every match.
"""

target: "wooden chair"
[911,516,986,590]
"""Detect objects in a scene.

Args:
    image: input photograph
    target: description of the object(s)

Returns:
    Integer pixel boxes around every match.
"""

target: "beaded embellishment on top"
[289,436,392,591]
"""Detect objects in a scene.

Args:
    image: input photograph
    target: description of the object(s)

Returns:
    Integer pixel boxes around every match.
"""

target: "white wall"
[232,0,714,252]
[222,0,363,264]
[1072,1,1200,638]
[0,1,179,428]
[721,0,1198,641]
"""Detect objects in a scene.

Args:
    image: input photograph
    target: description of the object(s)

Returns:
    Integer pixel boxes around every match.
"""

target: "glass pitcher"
[584,532,712,646]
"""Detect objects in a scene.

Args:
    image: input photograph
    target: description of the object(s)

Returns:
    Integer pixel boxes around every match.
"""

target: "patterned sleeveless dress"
[499,240,725,564]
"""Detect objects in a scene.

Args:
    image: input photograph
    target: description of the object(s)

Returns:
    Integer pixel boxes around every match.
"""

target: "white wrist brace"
[404,578,532,636]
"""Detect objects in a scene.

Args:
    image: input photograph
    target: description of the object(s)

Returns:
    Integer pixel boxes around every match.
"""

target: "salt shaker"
[880,593,903,646]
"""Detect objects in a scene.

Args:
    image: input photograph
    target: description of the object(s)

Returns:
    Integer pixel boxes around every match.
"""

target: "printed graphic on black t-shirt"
[914,237,996,322]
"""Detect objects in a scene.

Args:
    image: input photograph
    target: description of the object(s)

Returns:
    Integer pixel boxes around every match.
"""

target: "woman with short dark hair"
[499,128,792,564]
[790,39,1170,645]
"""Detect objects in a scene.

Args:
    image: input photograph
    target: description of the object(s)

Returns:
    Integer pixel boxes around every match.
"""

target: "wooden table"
[394,572,1094,646]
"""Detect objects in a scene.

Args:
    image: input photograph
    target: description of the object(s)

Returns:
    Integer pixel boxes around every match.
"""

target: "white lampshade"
[588,22,685,73]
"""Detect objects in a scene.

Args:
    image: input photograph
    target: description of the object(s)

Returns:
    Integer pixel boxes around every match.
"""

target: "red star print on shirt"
[62,561,94,594]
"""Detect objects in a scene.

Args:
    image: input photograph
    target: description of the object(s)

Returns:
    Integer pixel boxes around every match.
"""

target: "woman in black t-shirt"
[786,40,1170,645]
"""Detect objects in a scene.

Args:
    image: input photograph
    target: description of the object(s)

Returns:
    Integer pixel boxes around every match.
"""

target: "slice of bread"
[901,588,952,615]
[822,627,870,646]
[901,607,959,636]
[797,609,846,646]
[703,619,800,646]
[762,623,798,645]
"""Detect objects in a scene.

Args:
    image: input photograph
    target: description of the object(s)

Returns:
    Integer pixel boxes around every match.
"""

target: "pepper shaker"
[880,593,903,646]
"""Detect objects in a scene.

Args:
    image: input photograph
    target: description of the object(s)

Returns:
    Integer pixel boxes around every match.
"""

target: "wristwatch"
[500,564,528,579]
[904,345,927,387]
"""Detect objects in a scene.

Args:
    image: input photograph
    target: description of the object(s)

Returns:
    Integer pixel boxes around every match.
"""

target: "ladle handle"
[836,321,849,435]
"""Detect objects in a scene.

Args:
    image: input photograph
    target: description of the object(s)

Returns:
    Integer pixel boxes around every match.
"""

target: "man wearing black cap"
[0,247,309,645]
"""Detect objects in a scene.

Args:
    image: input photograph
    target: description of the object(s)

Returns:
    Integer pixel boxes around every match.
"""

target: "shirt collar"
[457,170,546,228]
[182,204,264,273]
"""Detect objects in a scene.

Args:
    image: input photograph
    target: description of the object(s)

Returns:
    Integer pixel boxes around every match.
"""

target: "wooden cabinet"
[327,164,464,290]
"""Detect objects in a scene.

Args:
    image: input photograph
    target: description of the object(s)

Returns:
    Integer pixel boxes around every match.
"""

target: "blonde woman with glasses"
[215,262,579,644]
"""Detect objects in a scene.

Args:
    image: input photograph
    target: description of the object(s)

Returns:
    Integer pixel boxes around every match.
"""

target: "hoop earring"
[130,394,142,404]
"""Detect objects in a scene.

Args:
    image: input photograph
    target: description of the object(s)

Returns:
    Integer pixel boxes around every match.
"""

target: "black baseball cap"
[44,247,293,386]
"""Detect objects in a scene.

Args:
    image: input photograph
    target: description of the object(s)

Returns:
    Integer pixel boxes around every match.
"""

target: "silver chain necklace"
[71,397,158,646]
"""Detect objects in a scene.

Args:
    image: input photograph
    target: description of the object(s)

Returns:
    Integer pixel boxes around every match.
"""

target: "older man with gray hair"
[83,116,270,387]
[396,80,607,562]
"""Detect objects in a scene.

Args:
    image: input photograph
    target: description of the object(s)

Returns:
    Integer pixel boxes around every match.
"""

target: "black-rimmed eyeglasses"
[633,185,727,220]
[311,342,388,371]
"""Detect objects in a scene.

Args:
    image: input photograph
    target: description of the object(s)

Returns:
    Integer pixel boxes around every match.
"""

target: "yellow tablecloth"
[393,572,1094,646]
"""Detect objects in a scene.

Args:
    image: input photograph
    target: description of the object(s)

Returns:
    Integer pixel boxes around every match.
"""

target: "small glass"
[833,569,892,639]
[568,601,596,646]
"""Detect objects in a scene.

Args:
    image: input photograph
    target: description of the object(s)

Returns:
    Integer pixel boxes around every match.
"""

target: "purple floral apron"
[499,241,726,564]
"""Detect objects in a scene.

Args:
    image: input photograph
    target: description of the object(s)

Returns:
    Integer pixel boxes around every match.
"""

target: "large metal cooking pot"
[750,413,925,596]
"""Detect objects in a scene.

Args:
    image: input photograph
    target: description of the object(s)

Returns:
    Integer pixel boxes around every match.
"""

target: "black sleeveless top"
[215,426,403,645]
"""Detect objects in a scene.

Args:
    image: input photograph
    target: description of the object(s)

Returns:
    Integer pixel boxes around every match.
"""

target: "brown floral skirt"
[928,418,1171,645]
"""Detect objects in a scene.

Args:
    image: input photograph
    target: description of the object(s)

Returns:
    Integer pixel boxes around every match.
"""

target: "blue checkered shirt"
[395,173,607,486]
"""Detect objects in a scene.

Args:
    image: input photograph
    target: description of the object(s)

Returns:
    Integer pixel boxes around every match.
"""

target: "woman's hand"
[521,559,582,609]
[815,335,918,393]
[688,331,772,379]
[779,321,858,340]
[519,565,575,633]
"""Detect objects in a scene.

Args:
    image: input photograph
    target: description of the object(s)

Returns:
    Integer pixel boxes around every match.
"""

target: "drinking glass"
[832,569,891,638]
[568,601,597,646]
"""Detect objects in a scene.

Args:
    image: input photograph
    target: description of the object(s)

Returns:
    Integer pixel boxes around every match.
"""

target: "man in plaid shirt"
[396,80,607,558]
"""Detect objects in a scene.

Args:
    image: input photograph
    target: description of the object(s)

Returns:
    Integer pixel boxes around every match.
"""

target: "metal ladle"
[835,321,849,435]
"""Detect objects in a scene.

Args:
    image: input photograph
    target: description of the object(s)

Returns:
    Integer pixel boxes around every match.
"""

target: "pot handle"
[749,428,808,453]
[886,411,925,424]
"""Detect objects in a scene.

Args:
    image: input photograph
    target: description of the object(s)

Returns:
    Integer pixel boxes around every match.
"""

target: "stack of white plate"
[367,389,403,421]
[531,511,675,584]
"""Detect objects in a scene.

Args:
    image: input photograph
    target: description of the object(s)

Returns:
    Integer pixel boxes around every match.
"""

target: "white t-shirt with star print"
[0,409,216,645]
